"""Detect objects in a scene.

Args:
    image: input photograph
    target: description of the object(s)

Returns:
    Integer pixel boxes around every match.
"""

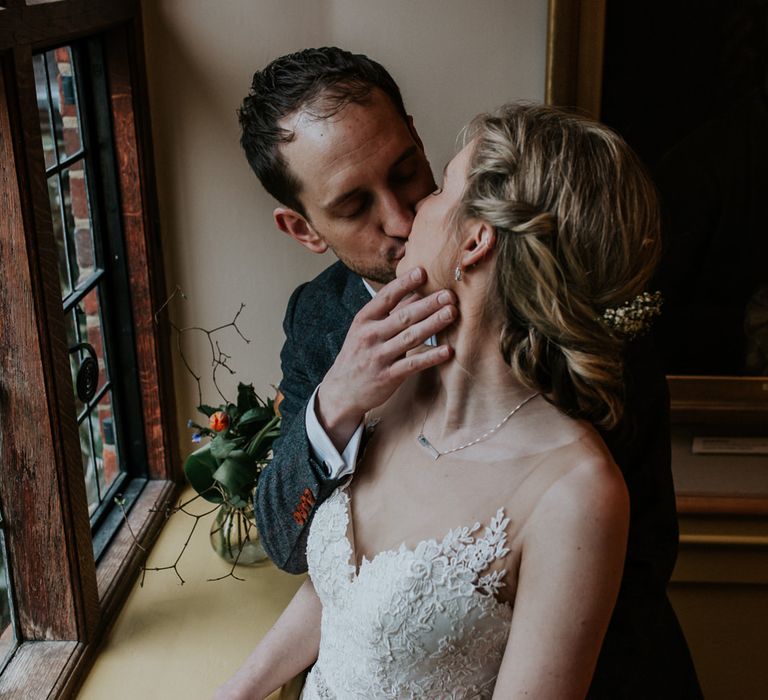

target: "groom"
[239,47,701,698]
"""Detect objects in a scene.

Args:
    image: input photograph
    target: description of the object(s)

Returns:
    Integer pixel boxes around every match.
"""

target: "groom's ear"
[274,207,328,254]
[458,220,496,271]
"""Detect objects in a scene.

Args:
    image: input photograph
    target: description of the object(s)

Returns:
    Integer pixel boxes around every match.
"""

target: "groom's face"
[274,89,435,286]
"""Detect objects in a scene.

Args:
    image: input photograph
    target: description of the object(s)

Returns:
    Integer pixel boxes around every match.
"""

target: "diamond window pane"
[92,390,121,497]
[32,54,56,170]
[79,391,122,516]
[61,162,95,288]
[46,175,72,296]
[64,308,85,416]
[45,47,82,161]
[79,415,99,515]
[74,287,110,397]
[0,531,15,668]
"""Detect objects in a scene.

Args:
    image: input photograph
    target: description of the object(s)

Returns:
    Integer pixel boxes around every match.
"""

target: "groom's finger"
[382,303,457,359]
[379,287,457,342]
[390,343,454,380]
[390,291,422,313]
[392,288,455,324]
[359,267,430,320]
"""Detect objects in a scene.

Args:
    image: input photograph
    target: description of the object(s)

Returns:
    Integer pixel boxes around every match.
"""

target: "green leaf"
[238,406,273,426]
[210,435,244,460]
[212,449,257,501]
[228,494,249,509]
[183,443,223,503]
[237,382,260,414]
[244,414,281,460]
[197,404,219,418]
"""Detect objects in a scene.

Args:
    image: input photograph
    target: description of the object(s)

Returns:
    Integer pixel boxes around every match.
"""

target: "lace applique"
[302,489,514,700]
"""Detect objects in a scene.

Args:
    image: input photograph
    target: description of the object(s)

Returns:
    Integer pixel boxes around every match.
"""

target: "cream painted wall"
[141,0,547,450]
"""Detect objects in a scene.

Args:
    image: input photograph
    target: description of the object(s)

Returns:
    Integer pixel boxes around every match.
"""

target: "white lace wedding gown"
[300,485,514,699]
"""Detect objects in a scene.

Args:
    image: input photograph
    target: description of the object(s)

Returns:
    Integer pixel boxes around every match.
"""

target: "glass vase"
[209,503,268,566]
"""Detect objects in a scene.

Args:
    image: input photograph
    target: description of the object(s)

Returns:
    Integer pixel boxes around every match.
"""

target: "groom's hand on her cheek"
[316,267,457,452]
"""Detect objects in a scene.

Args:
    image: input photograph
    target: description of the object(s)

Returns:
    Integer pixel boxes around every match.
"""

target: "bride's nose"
[414,194,430,212]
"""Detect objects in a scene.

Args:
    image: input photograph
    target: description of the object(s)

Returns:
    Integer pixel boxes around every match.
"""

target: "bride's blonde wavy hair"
[456,103,661,429]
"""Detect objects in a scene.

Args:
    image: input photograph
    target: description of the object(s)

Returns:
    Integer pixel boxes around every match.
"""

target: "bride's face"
[396,142,473,290]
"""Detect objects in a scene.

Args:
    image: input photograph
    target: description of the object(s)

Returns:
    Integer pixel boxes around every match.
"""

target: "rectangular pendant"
[416,434,441,460]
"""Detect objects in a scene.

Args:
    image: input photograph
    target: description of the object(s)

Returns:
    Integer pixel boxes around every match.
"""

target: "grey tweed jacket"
[255,261,368,573]
[255,260,701,699]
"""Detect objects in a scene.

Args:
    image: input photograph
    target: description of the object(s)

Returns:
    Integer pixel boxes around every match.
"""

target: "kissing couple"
[216,47,701,700]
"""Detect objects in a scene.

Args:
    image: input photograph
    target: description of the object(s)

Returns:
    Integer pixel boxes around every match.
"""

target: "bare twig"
[115,496,148,554]
[154,289,251,406]
[124,289,263,584]
[116,490,221,586]
[153,284,187,324]
[206,513,255,582]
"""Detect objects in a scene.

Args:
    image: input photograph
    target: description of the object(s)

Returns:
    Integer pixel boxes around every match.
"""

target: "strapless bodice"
[301,487,513,699]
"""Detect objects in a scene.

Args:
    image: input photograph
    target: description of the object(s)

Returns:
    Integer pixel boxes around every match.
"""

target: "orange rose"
[274,390,285,417]
[209,410,229,432]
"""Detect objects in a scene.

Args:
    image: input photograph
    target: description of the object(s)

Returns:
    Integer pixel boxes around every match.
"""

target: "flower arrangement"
[184,382,281,509]
[118,289,283,583]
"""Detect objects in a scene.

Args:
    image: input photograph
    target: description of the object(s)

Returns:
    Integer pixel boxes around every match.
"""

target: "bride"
[217,103,662,699]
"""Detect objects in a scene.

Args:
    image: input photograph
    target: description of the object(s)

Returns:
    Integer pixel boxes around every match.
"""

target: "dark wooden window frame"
[0,1,180,696]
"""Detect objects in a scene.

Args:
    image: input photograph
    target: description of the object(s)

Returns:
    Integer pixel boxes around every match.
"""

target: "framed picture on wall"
[546,0,768,514]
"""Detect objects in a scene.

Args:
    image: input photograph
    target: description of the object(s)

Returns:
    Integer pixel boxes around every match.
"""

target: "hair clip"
[600,291,662,338]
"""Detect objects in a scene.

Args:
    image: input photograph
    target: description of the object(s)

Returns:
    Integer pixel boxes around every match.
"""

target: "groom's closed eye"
[338,193,372,219]
[390,158,418,184]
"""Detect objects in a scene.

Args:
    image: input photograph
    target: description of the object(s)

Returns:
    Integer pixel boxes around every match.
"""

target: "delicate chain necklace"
[416,392,540,460]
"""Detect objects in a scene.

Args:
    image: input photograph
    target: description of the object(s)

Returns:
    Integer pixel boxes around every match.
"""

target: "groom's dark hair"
[238,46,408,218]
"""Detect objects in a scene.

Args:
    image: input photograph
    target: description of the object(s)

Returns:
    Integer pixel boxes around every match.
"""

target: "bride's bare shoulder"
[522,423,629,546]
[504,397,602,462]
[504,398,626,525]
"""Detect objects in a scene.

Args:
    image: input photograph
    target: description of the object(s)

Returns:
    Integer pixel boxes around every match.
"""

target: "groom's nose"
[379,190,414,239]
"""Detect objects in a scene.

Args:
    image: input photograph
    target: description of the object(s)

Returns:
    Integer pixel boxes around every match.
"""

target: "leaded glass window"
[32,42,147,553]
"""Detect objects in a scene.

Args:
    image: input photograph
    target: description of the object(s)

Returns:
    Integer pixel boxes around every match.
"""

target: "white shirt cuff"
[304,385,364,479]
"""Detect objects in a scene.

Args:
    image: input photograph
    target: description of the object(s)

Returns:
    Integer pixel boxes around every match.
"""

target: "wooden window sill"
[0,641,83,699]
[76,487,305,699]
[0,479,178,699]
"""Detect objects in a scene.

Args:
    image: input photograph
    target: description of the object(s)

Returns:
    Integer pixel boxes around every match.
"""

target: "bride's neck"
[422,307,534,442]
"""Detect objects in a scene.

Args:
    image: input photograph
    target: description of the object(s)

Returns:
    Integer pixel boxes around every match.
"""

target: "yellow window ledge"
[77,488,305,699]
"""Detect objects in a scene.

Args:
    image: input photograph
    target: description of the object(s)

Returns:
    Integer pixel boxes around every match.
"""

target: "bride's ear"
[458,220,496,271]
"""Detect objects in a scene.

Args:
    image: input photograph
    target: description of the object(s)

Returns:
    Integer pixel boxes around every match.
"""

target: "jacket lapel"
[324,268,370,358]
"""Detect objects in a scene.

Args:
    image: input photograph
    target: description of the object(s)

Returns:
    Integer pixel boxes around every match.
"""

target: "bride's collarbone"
[350,401,599,531]
[359,426,542,483]
[348,437,597,564]
[350,450,522,544]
